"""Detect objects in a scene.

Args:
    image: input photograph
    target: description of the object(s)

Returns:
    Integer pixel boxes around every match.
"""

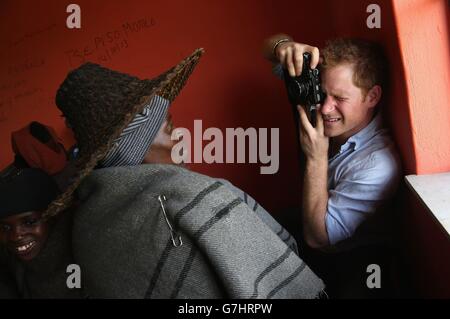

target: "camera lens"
[287,80,309,105]
[287,81,300,97]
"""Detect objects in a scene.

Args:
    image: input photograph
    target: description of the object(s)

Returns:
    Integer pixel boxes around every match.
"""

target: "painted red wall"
[1,0,449,297]
[0,0,414,215]
[0,0,333,213]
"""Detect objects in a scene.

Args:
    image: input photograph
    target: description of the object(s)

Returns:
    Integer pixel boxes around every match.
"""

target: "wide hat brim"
[44,48,204,219]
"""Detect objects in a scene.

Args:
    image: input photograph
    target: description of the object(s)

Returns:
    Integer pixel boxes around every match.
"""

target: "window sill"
[405,172,450,239]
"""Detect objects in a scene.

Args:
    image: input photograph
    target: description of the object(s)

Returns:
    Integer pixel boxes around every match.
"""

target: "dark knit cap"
[0,168,60,219]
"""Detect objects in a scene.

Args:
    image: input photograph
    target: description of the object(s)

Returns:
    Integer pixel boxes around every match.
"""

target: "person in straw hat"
[1,49,325,298]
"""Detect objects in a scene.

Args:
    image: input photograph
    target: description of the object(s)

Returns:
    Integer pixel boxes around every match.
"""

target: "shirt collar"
[341,111,384,151]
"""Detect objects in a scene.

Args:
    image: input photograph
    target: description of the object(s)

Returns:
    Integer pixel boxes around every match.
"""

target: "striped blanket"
[72,164,324,298]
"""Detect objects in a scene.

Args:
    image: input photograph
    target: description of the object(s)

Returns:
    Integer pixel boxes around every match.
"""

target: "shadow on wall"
[327,0,417,175]
[393,183,450,298]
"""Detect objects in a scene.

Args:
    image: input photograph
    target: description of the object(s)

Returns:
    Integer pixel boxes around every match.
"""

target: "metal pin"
[158,195,182,247]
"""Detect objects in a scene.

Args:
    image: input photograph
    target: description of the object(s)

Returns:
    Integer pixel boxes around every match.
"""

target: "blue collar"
[338,111,384,152]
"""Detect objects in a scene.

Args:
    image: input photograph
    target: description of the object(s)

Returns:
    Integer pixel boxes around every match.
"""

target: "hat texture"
[45,48,204,218]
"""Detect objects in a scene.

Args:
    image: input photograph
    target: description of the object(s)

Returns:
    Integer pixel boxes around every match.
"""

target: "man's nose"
[9,226,25,242]
[321,95,336,114]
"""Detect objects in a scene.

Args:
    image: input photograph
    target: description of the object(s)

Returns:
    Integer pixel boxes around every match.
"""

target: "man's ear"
[365,85,382,109]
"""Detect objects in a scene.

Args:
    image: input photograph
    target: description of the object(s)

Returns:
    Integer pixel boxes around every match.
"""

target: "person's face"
[0,211,49,262]
[143,113,178,164]
[320,63,380,143]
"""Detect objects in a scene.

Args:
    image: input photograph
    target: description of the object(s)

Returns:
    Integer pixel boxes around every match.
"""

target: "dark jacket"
[0,211,86,298]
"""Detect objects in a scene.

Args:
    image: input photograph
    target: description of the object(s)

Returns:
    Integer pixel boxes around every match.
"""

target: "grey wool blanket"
[72,164,324,298]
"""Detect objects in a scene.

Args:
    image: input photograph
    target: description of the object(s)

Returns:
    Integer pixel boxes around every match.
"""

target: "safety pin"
[158,195,183,247]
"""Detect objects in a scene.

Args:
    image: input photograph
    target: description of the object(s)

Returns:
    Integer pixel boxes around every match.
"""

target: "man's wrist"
[272,38,291,58]
[305,156,328,169]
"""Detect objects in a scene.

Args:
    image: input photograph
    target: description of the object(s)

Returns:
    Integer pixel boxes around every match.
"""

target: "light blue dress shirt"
[325,112,401,247]
[272,63,401,249]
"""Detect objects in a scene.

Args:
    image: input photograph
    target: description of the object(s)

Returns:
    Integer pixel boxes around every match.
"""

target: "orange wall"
[392,0,450,175]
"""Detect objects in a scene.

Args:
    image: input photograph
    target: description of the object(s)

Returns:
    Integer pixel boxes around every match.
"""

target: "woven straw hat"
[44,48,204,219]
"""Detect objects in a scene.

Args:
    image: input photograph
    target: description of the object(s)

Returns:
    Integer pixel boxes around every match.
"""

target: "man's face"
[143,113,178,164]
[0,211,49,262]
[320,63,376,142]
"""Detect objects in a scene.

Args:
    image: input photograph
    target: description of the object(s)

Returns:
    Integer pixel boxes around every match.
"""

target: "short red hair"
[321,38,388,97]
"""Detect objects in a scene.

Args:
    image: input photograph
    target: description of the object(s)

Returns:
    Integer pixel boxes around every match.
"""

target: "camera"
[283,52,326,127]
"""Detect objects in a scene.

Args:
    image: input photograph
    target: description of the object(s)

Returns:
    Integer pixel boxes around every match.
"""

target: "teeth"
[325,118,340,122]
[16,242,34,252]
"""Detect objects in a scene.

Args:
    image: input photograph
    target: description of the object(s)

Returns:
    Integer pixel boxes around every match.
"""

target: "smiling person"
[0,168,85,298]
[263,34,402,297]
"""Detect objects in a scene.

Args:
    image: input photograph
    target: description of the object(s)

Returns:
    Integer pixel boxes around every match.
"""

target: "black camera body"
[283,52,326,127]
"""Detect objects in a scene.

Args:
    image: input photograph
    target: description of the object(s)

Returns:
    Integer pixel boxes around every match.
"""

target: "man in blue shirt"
[263,34,401,297]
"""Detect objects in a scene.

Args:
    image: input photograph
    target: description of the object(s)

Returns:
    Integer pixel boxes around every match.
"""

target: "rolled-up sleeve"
[325,150,400,245]
[272,63,284,79]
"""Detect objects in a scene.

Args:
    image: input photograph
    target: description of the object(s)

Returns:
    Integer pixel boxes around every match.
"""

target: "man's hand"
[297,105,329,161]
[298,105,330,249]
[275,41,320,77]
[263,34,330,249]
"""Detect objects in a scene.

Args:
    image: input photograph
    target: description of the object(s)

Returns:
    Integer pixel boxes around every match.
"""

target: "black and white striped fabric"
[99,95,170,168]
